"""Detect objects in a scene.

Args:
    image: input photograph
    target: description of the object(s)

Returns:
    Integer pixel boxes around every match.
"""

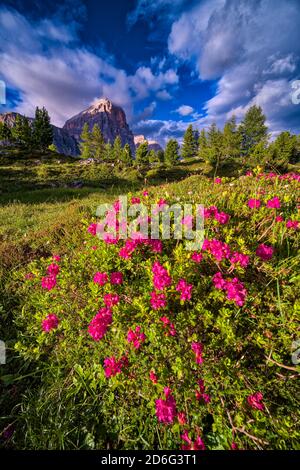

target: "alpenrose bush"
[12,170,300,450]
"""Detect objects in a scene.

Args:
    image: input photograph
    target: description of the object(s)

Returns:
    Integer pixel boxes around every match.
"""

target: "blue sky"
[0,0,299,145]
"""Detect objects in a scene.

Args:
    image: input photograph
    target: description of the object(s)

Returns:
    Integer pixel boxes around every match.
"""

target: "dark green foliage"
[0,122,12,141]
[79,123,92,159]
[135,141,149,166]
[121,143,133,166]
[165,138,179,166]
[181,124,198,159]
[113,136,123,162]
[239,105,268,157]
[32,107,53,151]
[222,116,241,159]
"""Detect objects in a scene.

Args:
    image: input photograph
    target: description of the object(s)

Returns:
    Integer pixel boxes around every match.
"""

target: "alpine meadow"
[0,0,299,457]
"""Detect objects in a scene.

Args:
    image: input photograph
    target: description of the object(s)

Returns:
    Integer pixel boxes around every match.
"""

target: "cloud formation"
[168,0,300,134]
[0,7,178,126]
[175,105,194,116]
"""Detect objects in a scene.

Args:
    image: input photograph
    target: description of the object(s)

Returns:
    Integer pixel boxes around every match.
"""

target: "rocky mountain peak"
[63,96,135,152]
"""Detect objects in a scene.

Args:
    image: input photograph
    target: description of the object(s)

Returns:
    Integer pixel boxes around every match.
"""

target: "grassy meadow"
[0,149,299,450]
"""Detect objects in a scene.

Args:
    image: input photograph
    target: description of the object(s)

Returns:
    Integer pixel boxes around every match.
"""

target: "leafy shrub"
[7,171,300,449]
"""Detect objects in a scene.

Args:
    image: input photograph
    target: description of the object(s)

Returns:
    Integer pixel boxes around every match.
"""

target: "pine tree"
[267,131,298,167]
[113,136,123,162]
[90,124,105,159]
[0,122,12,141]
[80,123,92,159]
[148,149,158,164]
[32,106,53,151]
[198,129,208,160]
[103,142,113,162]
[165,139,179,167]
[156,149,165,164]
[135,141,149,166]
[222,116,241,159]
[239,105,268,157]
[181,124,197,159]
[121,143,133,166]
[11,115,33,148]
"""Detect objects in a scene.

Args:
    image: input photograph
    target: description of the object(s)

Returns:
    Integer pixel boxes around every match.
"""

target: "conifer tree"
[90,124,105,159]
[103,142,113,162]
[148,149,158,164]
[32,106,53,151]
[0,122,12,141]
[198,129,208,160]
[12,114,33,148]
[181,124,197,159]
[113,136,123,162]
[135,141,149,166]
[79,123,92,159]
[222,116,241,159]
[239,105,268,157]
[165,139,179,167]
[121,143,133,166]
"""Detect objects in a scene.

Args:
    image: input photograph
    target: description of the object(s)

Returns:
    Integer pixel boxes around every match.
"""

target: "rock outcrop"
[0,112,79,156]
[134,134,162,152]
[63,98,135,152]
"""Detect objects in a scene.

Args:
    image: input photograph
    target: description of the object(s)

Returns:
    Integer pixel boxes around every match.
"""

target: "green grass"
[0,153,299,449]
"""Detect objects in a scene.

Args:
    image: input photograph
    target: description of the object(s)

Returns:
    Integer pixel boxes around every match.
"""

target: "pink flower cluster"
[87,223,98,236]
[191,252,202,263]
[42,313,59,332]
[155,387,177,424]
[152,261,172,290]
[230,252,249,268]
[41,261,60,291]
[256,243,274,261]
[149,370,158,384]
[119,238,162,259]
[191,342,204,364]
[127,326,146,349]
[203,238,231,262]
[110,271,123,284]
[213,272,247,307]
[94,271,124,286]
[266,197,281,209]
[247,392,265,411]
[41,275,57,290]
[88,307,112,341]
[248,198,261,209]
[150,291,167,310]
[286,220,299,230]
[93,272,108,286]
[47,263,60,276]
[195,379,211,404]
[104,293,120,307]
[181,430,206,450]
[160,316,176,336]
[104,355,128,378]
[176,279,193,301]
[204,206,230,225]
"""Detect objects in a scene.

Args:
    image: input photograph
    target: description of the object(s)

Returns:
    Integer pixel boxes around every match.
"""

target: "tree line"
[0,107,53,152]
[180,105,300,170]
[1,104,299,170]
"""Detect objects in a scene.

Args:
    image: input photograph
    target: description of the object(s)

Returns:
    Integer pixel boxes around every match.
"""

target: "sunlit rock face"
[63,97,135,151]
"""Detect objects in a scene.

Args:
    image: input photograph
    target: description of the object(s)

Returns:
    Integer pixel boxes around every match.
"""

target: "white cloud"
[0,7,178,127]
[156,89,172,100]
[168,0,300,134]
[175,105,194,116]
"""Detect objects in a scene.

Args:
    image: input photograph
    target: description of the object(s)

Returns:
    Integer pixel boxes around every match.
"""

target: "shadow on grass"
[0,179,142,205]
